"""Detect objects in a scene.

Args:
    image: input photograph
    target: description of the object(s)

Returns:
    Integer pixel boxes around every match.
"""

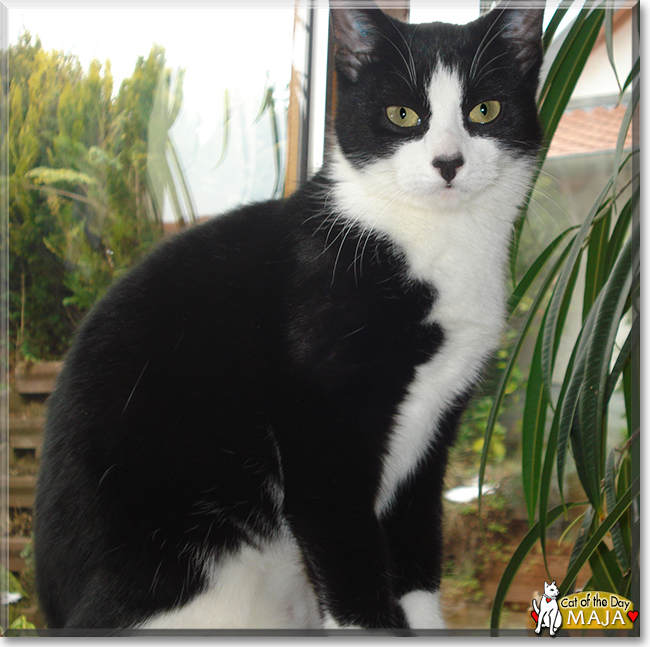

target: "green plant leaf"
[536,322,586,568]
[521,316,549,526]
[574,226,636,507]
[620,56,640,99]
[498,1,638,626]
[507,226,575,318]
[589,542,623,594]
[509,207,527,286]
[254,80,284,199]
[604,6,622,94]
[604,184,637,277]
[166,137,197,223]
[539,4,591,105]
[25,166,97,187]
[561,505,596,598]
[490,502,586,631]
[555,313,596,507]
[619,572,632,600]
[0,564,27,598]
[560,477,637,595]
[479,239,575,515]
[605,449,631,573]
[542,0,579,52]
[558,510,587,546]
[7,615,37,631]
[611,90,639,207]
[538,5,605,148]
[541,179,613,407]
[582,208,610,318]
[213,88,231,168]
[510,2,604,282]
[147,67,195,225]
[605,315,639,404]
[616,452,633,563]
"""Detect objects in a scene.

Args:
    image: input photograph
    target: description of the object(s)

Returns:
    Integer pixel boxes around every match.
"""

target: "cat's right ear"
[330,1,384,81]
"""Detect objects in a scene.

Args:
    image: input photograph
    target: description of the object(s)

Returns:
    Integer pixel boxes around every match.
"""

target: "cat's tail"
[532,599,540,615]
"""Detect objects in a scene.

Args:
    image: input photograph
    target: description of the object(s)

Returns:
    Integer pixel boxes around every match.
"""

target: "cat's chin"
[410,183,474,212]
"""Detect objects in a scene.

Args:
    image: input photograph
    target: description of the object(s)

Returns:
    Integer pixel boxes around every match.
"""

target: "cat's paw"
[322,612,363,630]
[399,589,445,630]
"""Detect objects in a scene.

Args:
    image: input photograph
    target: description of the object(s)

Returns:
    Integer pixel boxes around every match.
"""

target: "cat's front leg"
[380,449,448,630]
[398,589,445,630]
[286,501,408,630]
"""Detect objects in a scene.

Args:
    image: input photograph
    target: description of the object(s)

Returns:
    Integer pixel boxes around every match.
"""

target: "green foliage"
[481,2,640,630]
[454,327,527,469]
[4,33,192,360]
[215,78,286,199]
[455,396,507,466]
[444,492,513,602]
[0,562,37,634]
[6,615,37,631]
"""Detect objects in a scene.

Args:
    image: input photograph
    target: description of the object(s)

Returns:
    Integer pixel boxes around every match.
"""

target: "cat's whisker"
[390,21,418,87]
[527,183,571,217]
[469,18,509,81]
[388,68,419,93]
[352,186,411,281]
[472,51,509,86]
[535,167,583,200]
[486,176,574,246]
[377,31,418,94]
[322,214,348,252]
[331,218,360,286]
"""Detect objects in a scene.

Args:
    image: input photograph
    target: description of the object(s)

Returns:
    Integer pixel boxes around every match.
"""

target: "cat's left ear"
[330,1,393,81]
[494,1,545,76]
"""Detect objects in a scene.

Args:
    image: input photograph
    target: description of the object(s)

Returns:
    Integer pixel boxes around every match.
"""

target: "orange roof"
[547,103,634,158]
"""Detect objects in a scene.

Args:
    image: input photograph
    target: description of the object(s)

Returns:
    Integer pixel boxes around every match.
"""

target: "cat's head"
[328,1,544,216]
[544,580,560,598]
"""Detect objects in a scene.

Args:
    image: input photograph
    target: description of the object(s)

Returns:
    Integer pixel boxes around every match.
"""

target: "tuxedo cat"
[35,1,544,632]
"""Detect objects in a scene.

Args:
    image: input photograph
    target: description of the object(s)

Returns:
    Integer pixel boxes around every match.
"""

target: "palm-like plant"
[477,1,640,631]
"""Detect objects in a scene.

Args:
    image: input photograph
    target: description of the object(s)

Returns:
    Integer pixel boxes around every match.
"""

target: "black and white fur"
[35,2,544,632]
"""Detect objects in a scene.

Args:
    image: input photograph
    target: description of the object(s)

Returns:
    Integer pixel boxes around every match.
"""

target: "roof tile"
[547,103,634,158]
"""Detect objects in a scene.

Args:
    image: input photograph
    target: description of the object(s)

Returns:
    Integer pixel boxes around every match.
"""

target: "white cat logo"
[532,580,563,636]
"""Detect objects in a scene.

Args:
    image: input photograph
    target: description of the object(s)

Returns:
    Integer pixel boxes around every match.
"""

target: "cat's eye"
[468,101,501,124]
[386,106,421,128]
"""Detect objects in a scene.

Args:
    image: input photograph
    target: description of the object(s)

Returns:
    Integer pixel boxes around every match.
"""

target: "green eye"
[469,100,501,124]
[386,106,421,128]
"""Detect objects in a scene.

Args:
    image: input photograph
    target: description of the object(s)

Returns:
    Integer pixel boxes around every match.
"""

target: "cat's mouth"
[434,178,468,199]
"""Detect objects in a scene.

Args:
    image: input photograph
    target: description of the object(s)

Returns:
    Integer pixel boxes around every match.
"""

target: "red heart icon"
[628,611,638,623]
[531,610,539,623]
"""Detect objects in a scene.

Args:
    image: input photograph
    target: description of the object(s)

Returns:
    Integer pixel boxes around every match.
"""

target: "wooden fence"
[5,362,61,575]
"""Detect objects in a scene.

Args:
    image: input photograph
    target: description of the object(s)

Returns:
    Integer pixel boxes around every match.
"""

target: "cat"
[533,581,563,636]
[34,0,544,633]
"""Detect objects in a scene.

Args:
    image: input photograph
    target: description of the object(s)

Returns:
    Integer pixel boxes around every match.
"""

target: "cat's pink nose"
[432,155,464,183]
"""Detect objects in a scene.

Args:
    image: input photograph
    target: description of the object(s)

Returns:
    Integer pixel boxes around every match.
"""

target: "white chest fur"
[329,135,533,516]
[330,153,517,515]
[373,206,511,515]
